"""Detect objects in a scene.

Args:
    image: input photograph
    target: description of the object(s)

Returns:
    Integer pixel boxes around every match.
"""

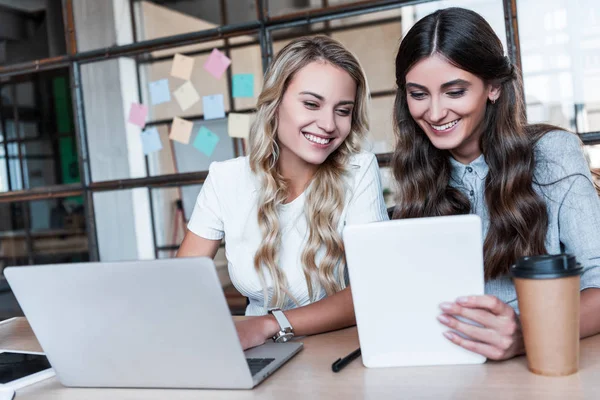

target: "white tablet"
[0,349,55,390]
[343,215,486,368]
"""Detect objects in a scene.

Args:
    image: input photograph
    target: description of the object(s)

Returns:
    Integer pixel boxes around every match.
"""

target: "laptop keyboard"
[246,358,275,376]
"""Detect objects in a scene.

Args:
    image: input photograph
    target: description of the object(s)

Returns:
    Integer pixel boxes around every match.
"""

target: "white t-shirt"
[187,151,388,315]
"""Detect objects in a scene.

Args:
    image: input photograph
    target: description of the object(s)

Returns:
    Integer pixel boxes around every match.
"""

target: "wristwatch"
[268,308,294,343]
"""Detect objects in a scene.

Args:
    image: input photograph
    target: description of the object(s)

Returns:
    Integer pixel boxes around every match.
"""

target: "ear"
[488,84,501,103]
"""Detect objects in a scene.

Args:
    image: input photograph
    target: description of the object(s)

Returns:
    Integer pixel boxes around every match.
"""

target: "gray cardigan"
[449,130,600,312]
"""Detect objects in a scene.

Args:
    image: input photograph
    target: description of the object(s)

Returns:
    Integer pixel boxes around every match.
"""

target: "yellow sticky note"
[170,54,194,80]
[169,117,193,144]
[227,113,253,139]
[173,81,200,111]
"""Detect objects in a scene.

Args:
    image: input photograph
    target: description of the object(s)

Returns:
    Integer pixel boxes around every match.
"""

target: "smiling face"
[405,54,500,164]
[276,61,357,170]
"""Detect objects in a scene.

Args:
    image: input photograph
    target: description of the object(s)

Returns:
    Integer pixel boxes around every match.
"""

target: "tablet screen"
[0,352,51,383]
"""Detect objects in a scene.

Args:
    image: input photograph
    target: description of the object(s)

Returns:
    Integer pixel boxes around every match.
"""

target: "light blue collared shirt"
[449,130,600,312]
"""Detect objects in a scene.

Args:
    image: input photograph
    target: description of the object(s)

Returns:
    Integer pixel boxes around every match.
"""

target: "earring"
[491,98,496,104]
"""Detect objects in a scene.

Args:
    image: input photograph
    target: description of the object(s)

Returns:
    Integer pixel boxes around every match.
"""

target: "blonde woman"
[177,35,388,350]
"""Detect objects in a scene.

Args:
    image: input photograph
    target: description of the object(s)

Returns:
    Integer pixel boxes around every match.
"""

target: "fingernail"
[437,315,450,324]
[439,302,453,311]
[443,331,453,340]
[456,296,469,304]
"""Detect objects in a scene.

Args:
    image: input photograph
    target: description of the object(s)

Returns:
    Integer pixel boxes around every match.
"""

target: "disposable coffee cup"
[511,254,583,376]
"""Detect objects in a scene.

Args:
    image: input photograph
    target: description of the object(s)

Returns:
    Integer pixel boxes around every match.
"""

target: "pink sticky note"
[203,48,232,79]
[128,103,148,128]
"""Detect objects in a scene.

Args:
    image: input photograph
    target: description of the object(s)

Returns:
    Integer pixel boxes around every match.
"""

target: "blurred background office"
[0,0,598,318]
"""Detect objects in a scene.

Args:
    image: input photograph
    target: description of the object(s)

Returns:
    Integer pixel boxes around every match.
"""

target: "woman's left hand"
[437,295,524,361]
[235,316,279,351]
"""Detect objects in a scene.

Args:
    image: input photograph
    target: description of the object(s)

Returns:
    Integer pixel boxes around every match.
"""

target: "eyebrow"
[405,79,472,91]
[299,91,355,106]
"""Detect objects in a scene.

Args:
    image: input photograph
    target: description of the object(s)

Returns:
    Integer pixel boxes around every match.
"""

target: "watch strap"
[269,308,293,333]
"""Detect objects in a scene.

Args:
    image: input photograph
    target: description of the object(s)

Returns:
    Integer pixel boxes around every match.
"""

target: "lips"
[430,119,460,132]
[302,132,333,145]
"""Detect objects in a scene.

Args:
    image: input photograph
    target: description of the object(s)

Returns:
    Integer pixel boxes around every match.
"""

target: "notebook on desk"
[343,215,486,368]
[4,257,302,389]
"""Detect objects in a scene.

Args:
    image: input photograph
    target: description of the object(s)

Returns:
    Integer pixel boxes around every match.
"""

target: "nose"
[316,110,336,134]
[428,96,448,123]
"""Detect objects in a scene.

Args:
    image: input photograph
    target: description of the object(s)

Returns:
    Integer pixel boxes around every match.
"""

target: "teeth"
[431,120,459,131]
[303,133,332,145]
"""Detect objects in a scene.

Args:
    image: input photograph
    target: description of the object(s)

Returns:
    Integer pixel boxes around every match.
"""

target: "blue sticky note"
[232,74,254,98]
[141,127,163,155]
[149,79,171,105]
[202,94,226,120]
[193,126,220,157]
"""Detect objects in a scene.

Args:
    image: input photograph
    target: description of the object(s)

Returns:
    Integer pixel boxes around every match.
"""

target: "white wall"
[73,0,154,261]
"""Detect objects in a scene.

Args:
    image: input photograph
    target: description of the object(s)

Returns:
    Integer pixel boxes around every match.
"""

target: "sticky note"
[193,126,220,157]
[228,113,253,139]
[169,117,193,144]
[141,127,162,154]
[127,103,148,128]
[202,94,226,120]
[149,79,171,105]
[232,74,254,98]
[170,53,194,80]
[173,81,200,111]
[203,48,231,79]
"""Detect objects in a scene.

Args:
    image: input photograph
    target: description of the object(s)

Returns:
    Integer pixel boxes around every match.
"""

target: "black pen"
[332,347,361,372]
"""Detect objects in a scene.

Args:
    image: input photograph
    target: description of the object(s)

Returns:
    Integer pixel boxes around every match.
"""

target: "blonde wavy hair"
[249,35,370,309]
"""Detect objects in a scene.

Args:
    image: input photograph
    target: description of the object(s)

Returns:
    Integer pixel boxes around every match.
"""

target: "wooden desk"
[1,317,599,399]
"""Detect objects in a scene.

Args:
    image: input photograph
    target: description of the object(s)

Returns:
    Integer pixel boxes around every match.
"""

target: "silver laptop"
[4,257,302,389]
[343,215,486,368]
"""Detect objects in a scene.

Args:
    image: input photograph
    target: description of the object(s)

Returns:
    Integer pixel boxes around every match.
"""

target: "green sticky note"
[232,74,254,98]
[193,126,220,157]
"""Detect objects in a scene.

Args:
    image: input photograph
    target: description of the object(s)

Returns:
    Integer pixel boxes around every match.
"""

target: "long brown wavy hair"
[392,7,559,280]
[249,36,370,308]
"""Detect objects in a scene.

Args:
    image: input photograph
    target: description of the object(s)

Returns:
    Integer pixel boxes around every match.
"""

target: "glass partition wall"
[0,0,598,316]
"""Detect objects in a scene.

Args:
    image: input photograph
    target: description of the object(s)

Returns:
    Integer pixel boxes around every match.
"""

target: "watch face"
[275,333,294,343]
